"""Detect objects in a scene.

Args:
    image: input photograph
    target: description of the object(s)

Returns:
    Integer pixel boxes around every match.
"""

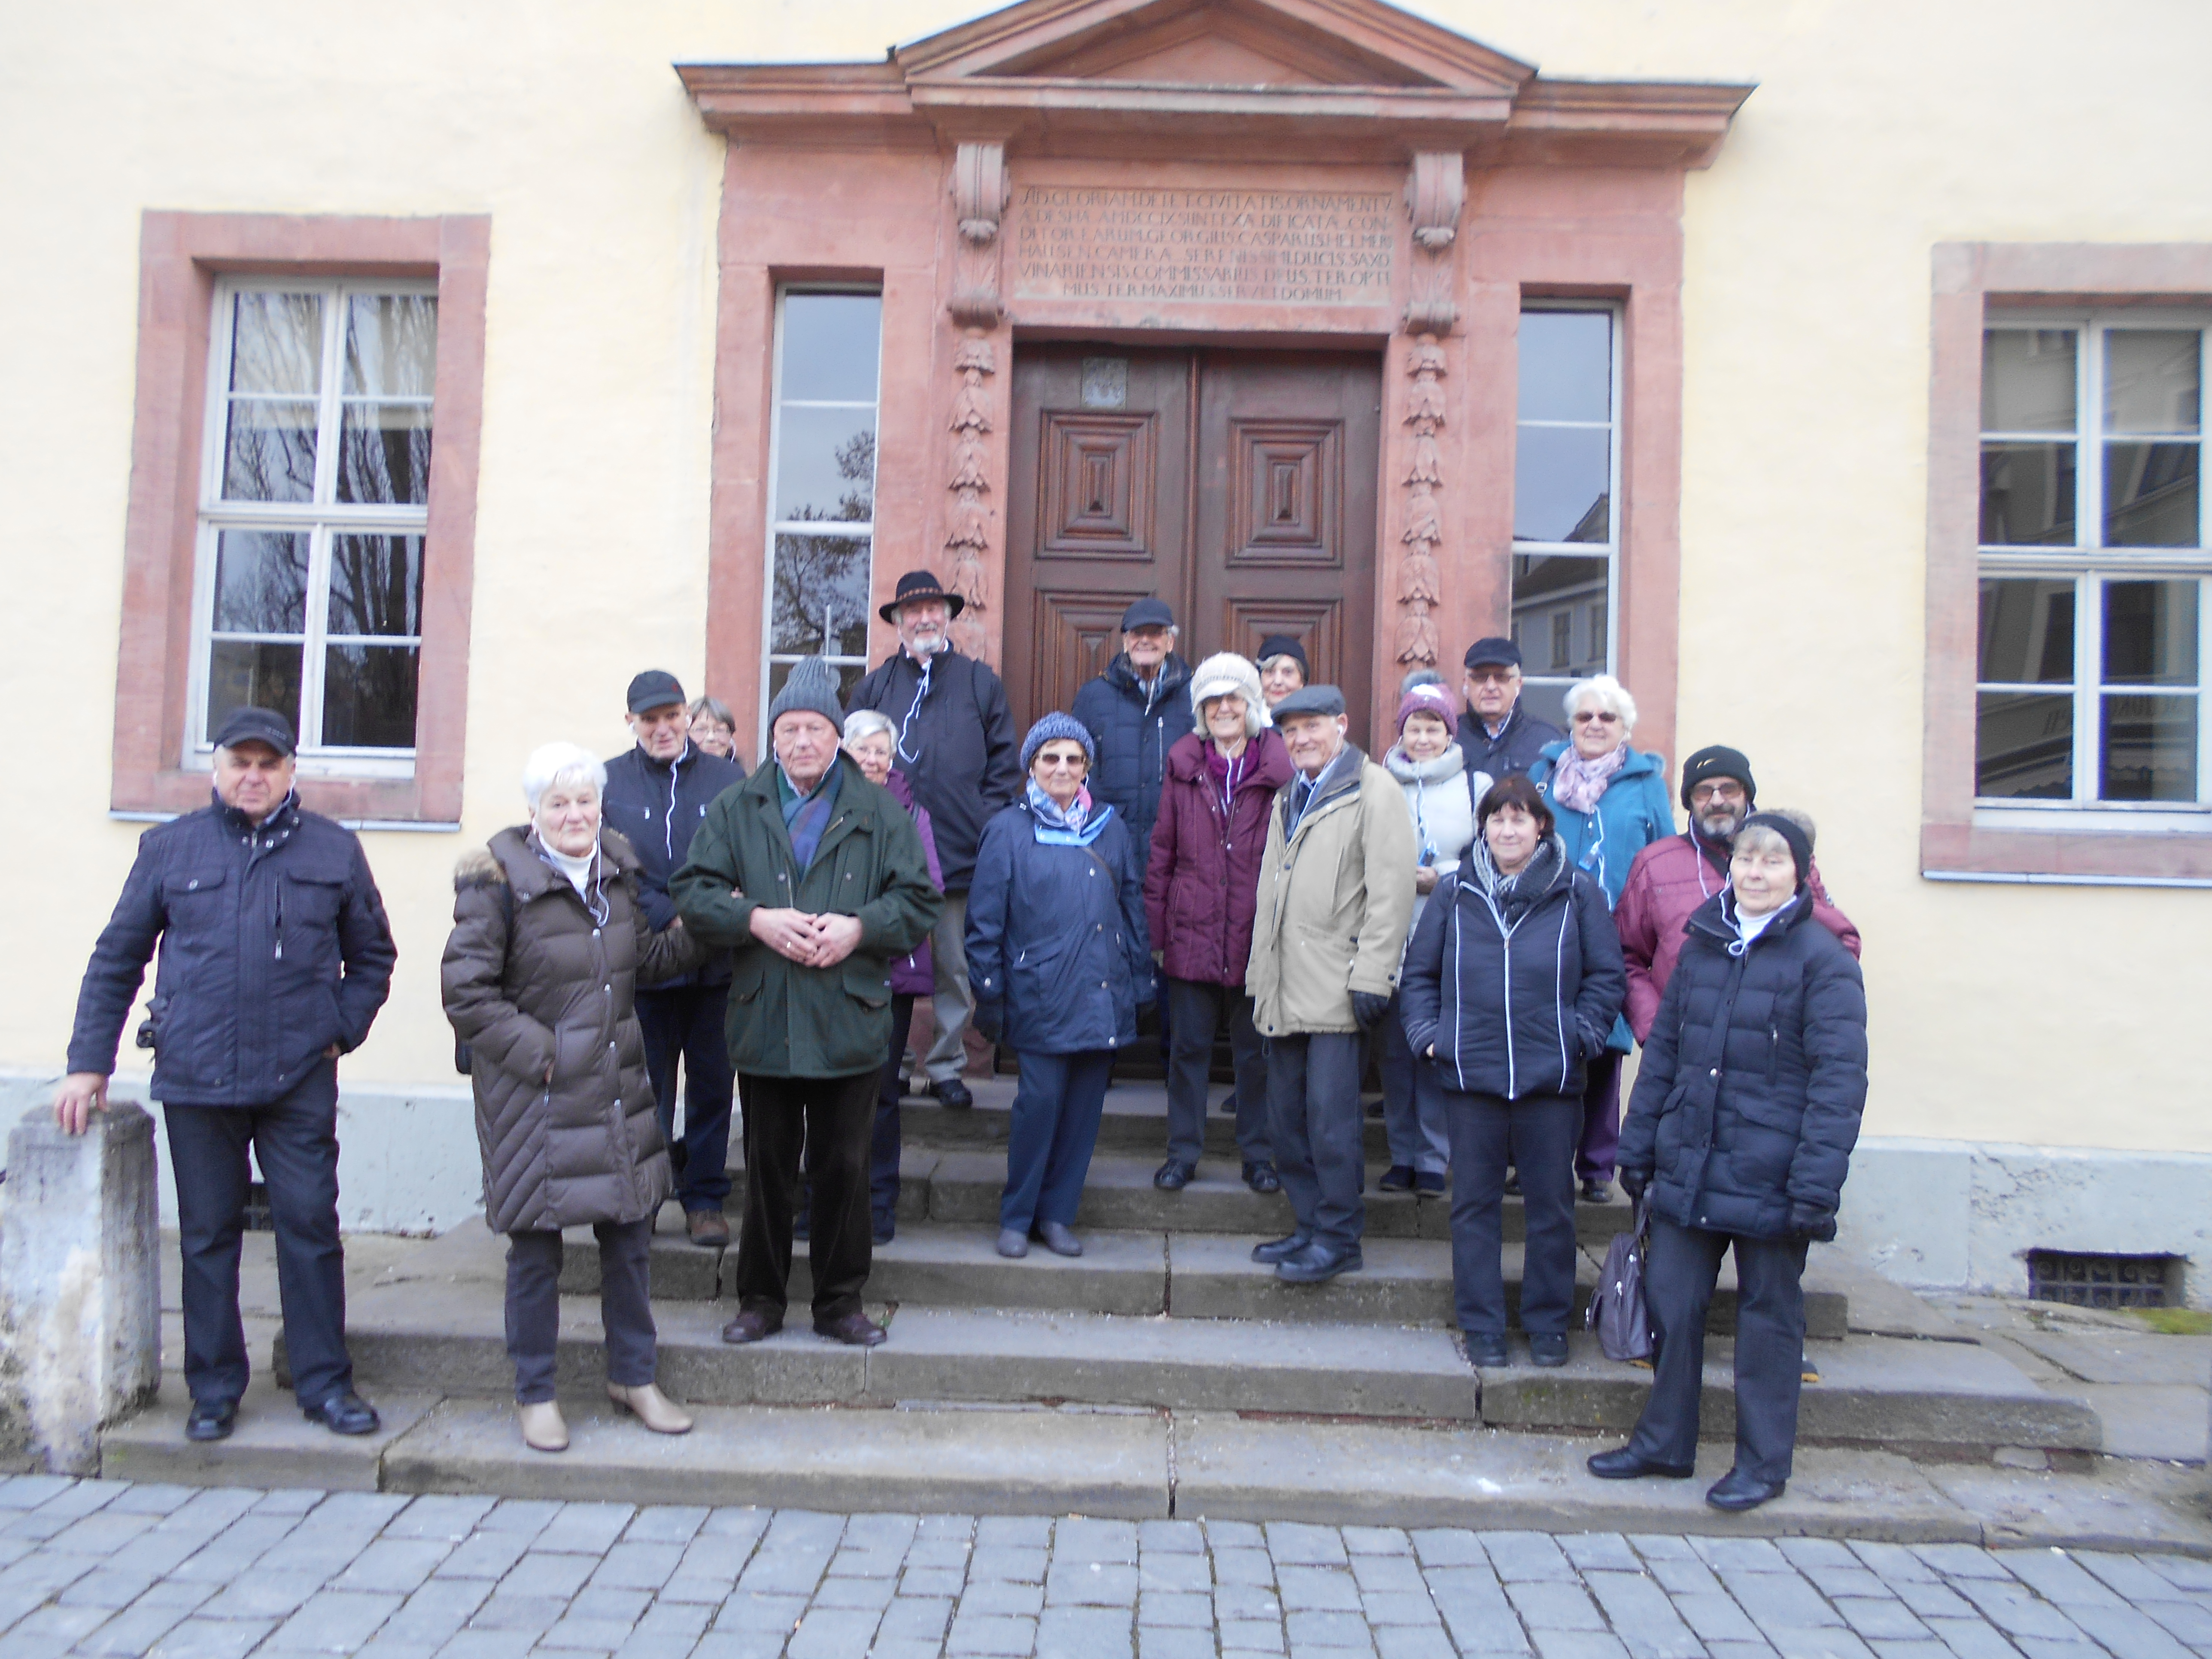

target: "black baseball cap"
[1121,597,1176,631]
[1462,637,1522,671]
[626,670,687,715]
[212,706,297,757]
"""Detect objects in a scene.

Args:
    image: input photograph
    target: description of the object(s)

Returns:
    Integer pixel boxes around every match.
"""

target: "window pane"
[2103,442,2199,546]
[222,400,319,502]
[1511,553,1608,678]
[1513,426,1609,544]
[1977,577,2074,684]
[1513,679,1573,733]
[1976,692,2072,799]
[206,641,303,741]
[774,409,875,523]
[212,530,310,634]
[327,534,425,637]
[779,294,881,403]
[2100,694,2197,801]
[343,294,438,397]
[337,403,433,504]
[767,657,866,709]
[1979,442,2075,546]
[2102,579,2199,686]
[1517,311,1611,423]
[322,644,420,749]
[2103,330,2200,435]
[770,533,873,658]
[1981,329,2075,433]
[229,292,323,395]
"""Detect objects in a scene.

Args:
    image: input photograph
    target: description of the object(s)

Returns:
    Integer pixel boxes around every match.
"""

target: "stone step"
[893,1076,1398,1161]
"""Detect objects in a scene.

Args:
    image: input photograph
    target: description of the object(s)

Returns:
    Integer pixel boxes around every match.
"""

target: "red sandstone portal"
[682,0,1747,761]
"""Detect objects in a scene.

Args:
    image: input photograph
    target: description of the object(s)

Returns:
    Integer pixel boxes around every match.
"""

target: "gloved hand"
[1787,1203,1837,1242]
[972,1004,1004,1044]
[1350,991,1392,1033]
[1575,1018,1611,1060]
[1617,1168,1649,1203]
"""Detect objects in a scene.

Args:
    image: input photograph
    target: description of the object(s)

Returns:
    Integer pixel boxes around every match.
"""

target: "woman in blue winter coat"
[966,714,1153,1260]
[1592,811,1867,1513]
[1399,774,1626,1371]
[1527,675,1675,1203]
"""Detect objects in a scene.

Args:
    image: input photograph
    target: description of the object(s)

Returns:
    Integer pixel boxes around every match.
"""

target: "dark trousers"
[503,1217,655,1405]
[164,1061,352,1411]
[1377,996,1450,1176]
[1163,978,1270,1168]
[1629,1216,1809,1483]
[1443,1088,1579,1336]
[1265,1031,1366,1252]
[734,1069,878,1324]
[872,995,915,1223]
[1577,1051,1623,1182]
[1001,1049,1114,1231]
[636,983,735,1212]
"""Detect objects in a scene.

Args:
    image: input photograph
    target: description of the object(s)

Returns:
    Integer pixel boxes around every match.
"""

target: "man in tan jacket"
[1246,686,1416,1283]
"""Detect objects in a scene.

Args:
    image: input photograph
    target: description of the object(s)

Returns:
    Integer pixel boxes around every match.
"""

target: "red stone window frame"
[1923,242,2212,884]
[112,212,489,825]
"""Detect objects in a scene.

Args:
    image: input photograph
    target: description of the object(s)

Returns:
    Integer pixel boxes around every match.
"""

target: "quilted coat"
[1072,652,1196,850]
[1616,886,1869,1241]
[441,826,705,1234]
[1143,729,1292,987]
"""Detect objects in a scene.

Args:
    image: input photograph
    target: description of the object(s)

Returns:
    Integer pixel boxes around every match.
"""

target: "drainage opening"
[2027,1249,2178,1309]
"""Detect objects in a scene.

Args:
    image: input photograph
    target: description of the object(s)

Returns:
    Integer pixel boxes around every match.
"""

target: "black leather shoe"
[1580,1178,1613,1203]
[304,1392,380,1436]
[720,1308,783,1345]
[1250,1231,1311,1264]
[1276,1242,1361,1285]
[816,1313,888,1348]
[185,1399,237,1443]
[1153,1159,1195,1191]
[929,1077,973,1110]
[1378,1164,1416,1193]
[1706,1467,1787,1511]
[1587,1446,1695,1480]
[1243,1162,1281,1195]
[1415,1170,1447,1196]
[1466,1333,1509,1368]
[1528,1332,1569,1367]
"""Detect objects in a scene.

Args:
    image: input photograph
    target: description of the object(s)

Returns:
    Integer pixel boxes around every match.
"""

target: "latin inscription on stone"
[1013,186,1395,306]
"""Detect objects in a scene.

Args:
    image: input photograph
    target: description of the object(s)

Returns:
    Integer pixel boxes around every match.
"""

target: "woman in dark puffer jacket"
[1399,774,1625,1373]
[1592,811,1868,1513]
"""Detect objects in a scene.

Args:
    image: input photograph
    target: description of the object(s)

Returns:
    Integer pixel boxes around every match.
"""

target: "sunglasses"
[1572,711,1622,725]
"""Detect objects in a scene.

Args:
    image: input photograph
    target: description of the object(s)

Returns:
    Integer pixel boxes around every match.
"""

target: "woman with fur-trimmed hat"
[1143,653,1292,1196]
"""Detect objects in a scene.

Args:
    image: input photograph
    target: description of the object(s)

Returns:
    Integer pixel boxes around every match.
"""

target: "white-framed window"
[1976,316,2206,820]
[1510,303,1621,729]
[191,278,436,775]
[761,286,884,754]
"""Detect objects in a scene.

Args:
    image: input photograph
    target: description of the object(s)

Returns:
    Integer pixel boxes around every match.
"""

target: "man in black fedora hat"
[847,570,1020,1107]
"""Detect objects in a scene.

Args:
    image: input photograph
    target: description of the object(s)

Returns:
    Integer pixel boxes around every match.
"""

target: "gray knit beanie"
[1020,712,1094,773]
[767,656,845,734]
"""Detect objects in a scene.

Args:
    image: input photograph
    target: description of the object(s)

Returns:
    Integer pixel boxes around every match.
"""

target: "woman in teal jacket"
[1527,675,1675,1202]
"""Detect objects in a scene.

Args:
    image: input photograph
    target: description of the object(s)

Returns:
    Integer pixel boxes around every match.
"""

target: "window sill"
[111,767,454,826]
[1922,820,2212,885]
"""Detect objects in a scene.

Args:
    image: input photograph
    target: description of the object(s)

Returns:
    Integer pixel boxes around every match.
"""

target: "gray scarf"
[1471,834,1564,927]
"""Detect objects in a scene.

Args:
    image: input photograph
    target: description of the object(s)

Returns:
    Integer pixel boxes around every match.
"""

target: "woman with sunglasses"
[1527,676,1675,1203]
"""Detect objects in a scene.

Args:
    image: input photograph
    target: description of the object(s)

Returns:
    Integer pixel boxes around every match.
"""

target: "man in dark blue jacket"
[58,708,396,1444]
[603,669,747,1246]
[1456,637,1564,785]
[1071,597,1194,855]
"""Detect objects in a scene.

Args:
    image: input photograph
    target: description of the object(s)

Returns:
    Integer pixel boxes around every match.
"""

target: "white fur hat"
[1187,652,1265,737]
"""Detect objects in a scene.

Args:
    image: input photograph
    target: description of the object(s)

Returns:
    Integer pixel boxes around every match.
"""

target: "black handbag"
[1586,1197,1655,1363]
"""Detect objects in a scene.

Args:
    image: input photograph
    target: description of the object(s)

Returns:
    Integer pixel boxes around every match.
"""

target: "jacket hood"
[1385,741,1467,784]
[1166,726,1292,787]
[464,824,641,896]
[1107,652,1192,699]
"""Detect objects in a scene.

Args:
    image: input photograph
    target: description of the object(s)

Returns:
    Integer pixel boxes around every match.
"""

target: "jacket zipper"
[274,882,284,961]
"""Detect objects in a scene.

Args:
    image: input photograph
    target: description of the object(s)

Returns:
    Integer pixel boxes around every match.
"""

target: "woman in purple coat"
[1143,653,1292,1194]
[845,711,943,1243]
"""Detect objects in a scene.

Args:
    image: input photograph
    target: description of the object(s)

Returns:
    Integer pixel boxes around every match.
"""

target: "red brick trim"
[112,211,490,823]
[1921,242,2212,880]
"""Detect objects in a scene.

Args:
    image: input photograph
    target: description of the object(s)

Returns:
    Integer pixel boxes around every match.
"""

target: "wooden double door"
[1004,344,1381,735]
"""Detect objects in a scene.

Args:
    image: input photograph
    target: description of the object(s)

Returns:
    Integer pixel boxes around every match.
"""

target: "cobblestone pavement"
[0,1476,2208,1659]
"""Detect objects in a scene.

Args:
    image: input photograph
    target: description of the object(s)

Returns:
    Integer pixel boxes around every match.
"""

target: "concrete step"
[893,1076,1398,1161]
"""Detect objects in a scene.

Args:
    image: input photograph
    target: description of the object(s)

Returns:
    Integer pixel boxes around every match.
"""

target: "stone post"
[1,1100,161,1474]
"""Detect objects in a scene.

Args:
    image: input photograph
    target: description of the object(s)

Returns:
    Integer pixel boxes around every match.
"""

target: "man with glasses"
[1457,638,1564,787]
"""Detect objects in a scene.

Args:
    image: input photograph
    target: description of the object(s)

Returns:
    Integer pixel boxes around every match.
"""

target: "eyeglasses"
[1034,754,1088,770]
[1689,782,1745,805]
[1465,669,1518,687]
[1572,711,1622,725]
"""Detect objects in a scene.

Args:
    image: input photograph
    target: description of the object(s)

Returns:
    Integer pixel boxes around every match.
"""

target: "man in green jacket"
[673,658,941,1347]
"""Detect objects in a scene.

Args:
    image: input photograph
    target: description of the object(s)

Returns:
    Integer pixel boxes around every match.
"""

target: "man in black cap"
[1457,637,1564,784]
[848,571,1021,1109]
[603,669,747,1246]
[58,707,396,1444]
[1072,597,1194,854]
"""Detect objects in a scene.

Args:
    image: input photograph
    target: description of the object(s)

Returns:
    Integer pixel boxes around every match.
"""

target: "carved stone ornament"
[1401,151,1464,337]
[945,336,997,657]
[947,140,1011,330]
[1396,334,1448,668]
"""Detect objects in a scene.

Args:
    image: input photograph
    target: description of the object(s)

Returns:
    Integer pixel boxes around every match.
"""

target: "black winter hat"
[1255,634,1310,677]
[1740,811,1811,887]
[1679,744,1757,811]
[626,669,686,714]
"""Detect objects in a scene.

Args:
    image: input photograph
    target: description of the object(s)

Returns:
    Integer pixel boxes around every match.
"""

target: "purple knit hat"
[1396,683,1458,733]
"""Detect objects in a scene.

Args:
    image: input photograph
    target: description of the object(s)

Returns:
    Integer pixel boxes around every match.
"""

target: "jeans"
[1577,1051,1623,1183]
[1001,1049,1115,1231]
[165,1060,352,1410]
[872,994,915,1223]
[1264,1032,1366,1252]
[503,1217,656,1405]
[1629,1216,1810,1483]
[1377,995,1450,1176]
[635,981,736,1212]
[1442,1088,1579,1336]
[1163,978,1270,1168]
[924,891,975,1083]
[733,1069,879,1324]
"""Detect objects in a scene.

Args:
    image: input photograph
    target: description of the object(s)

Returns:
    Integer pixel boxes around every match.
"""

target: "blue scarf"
[777,762,842,871]
[1027,780,1113,846]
